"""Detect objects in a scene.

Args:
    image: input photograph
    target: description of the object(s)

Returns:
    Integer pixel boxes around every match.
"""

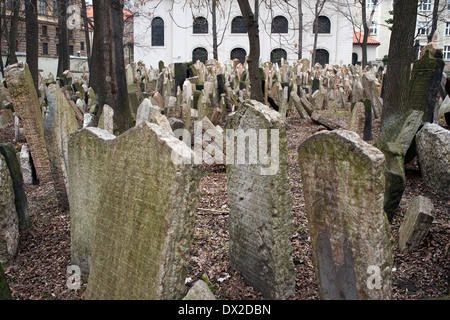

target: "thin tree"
[57,0,70,78]
[25,0,39,91]
[381,0,418,134]
[90,0,132,134]
[311,0,326,66]
[5,0,20,66]
[237,0,264,102]
[298,0,303,60]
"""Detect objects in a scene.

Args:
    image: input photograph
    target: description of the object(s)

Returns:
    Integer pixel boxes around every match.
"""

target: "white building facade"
[134,0,354,68]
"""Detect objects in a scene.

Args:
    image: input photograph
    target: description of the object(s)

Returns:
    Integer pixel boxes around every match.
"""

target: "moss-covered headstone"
[0,265,12,300]
[72,122,202,300]
[227,100,295,300]
[298,130,393,300]
[406,48,445,123]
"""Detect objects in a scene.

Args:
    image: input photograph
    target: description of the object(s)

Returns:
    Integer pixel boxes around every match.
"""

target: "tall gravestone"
[298,130,393,300]
[71,122,202,300]
[69,127,116,274]
[406,48,445,123]
[226,100,295,300]
[0,153,19,266]
[415,123,450,199]
[5,62,52,184]
[44,84,80,211]
[0,143,30,231]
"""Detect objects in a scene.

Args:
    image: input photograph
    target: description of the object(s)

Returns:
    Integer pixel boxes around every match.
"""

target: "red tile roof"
[353,31,380,46]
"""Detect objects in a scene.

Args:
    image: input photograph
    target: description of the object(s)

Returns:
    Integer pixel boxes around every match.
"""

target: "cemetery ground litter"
[0,108,448,301]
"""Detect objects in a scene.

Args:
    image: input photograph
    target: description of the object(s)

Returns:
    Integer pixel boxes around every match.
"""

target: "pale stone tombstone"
[415,123,450,199]
[348,102,366,138]
[69,127,116,274]
[44,84,80,211]
[298,130,393,300]
[135,98,161,126]
[226,100,295,300]
[0,153,19,266]
[19,144,34,185]
[75,122,202,300]
[5,62,52,183]
[398,195,434,252]
[97,104,114,134]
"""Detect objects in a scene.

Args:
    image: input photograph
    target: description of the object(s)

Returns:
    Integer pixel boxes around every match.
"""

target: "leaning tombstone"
[0,143,31,231]
[44,84,79,211]
[226,100,295,300]
[406,48,445,123]
[415,123,450,199]
[97,104,114,134]
[0,153,19,266]
[19,144,34,185]
[398,195,434,252]
[81,122,202,300]
[5,62,52,184]
[0,265,12,300]
[69,127,116,274]
[298,130,393,300]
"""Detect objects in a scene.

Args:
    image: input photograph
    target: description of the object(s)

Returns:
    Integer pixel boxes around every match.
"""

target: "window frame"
[270,48,287,66]
[192,47,208,64]
[313,15,331,34]
[193,16,208,34]
[151,17,165,47]
[419,0,432,11]
[231,16,247,34]
[271,15,289,34]
[444,45,450,60]
[230,47,247,64]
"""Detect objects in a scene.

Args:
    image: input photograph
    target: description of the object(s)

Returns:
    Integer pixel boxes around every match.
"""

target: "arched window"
[271,16,288,34]
[193,16,208,34]
[230,48,247,64]
[270,48,287,66]
[352,52,358,65]
[315,49,329,66]
[192,47,208,63]
[313,16,331,34]
[231,16,247,33]
[151,17,164,46]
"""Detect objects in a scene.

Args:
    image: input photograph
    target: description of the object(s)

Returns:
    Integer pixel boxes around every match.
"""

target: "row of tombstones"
[0,51,448,298]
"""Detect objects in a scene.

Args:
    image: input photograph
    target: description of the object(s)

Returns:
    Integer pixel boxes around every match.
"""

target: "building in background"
[134,0,354,68]
[0,0,88,78]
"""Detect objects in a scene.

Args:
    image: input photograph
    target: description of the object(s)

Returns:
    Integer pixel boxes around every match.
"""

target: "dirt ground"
[0,107,448,300]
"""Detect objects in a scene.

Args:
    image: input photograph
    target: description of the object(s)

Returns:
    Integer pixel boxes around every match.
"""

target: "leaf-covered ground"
[0,109,448,300]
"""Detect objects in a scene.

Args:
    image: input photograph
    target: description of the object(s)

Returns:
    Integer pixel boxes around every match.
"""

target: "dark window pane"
[315,49,329,66]
[271,16,288,33]
[270,48,287,66]
[193,16,208,34]
[313,16,331,34]
[192,47,208,63]
[42,43,48,55]
[230,48,247,64]
[152,17,164,46]
[231,16,247,33]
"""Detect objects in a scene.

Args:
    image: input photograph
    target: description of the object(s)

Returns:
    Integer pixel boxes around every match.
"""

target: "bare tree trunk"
[427,0,440,43]
[237,0,264,102]
[212,0,218,60]
[90,0,132,135]
[298,0,303,60]
[381,0,418,134]
[361,0,369,67]
[26,0,39,91]
[6,0,20,66]
[57,0,70,78]
[81,0,91,69]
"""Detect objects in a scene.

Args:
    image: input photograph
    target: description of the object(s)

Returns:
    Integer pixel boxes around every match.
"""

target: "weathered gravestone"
[226,100,295,300]
[68,127,116,274]
[71,122,202,300]
[406,48,445,123]
[0,265,12,300]
[0,143,30,231]
[5,62,52,184]
[135,98,161,126]
[44,84,80,211]
[0,153,19,266]
[415,123,450,199]
[375,109,424,221]
[19,144,34,185]
[398,195,434,252]
[348,102,366,139]
[298,130,393,300]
